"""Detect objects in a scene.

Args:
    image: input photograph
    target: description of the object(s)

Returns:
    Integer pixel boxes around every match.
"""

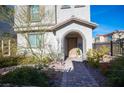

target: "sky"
[91,5,124,37]
[0,22,11,32]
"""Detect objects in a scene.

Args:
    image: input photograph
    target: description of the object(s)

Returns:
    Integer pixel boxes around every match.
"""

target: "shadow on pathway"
[61,58,99,87]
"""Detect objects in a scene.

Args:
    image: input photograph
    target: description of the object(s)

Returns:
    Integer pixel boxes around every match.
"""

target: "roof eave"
[51,17,98,31]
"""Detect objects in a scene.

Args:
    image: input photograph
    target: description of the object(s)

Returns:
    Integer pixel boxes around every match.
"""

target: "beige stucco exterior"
[15,5,97,60]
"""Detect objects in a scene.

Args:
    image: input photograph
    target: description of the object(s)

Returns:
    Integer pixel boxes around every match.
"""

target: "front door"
[67,38,77,56]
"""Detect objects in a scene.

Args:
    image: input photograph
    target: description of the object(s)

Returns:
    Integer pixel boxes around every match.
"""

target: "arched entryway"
[63,31,84,59]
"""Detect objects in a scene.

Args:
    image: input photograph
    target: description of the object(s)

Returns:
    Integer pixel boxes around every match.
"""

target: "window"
[95,37,100,42]
[74,5,85,8]
[28,33,43,48]
[30,5,40,22]
[107,36,112,41]
[61,5,71,9]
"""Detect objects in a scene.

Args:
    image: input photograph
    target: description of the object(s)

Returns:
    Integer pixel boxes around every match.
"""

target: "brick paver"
[61,58,99,87]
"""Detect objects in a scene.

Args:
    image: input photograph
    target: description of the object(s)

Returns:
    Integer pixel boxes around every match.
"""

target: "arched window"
[30,5,40,22]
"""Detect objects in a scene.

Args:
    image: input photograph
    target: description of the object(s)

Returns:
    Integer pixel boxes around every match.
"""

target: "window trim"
[28,34,37,48]
[29,5,41,22]
[61,5,71,9]
[74,5,85,8]
[28,33,44,48]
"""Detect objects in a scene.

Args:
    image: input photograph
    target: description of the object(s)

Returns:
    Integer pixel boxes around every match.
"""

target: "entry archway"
[63,31,84,59]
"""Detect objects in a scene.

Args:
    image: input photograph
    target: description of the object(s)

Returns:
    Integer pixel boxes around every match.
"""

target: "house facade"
[93,30,124,56]
[14,5,97,60]
[94,30,124,43]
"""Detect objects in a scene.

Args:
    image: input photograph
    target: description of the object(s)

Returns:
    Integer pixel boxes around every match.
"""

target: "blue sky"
[91,5,124,37]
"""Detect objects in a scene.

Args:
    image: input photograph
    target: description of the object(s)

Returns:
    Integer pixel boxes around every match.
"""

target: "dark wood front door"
[67,38,77,56]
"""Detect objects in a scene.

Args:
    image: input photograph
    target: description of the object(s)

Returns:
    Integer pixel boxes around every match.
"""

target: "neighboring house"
[93,30,124,56]
[14,5,97,60]
[94,30,124,43]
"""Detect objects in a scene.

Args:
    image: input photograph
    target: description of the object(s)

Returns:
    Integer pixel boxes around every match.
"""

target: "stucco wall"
[17,33,27,48]
[17,32,58,55]
[15,5,93,60]
[14,5,90,31]
[14,5,56,29]
[57,5,90,23]
[56,23,93,59]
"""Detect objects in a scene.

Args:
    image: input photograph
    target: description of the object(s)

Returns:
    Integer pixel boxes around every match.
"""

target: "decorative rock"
[102,55,112,63]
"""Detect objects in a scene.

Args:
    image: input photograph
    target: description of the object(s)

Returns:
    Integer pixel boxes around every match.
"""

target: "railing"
[113,38,124,56]
[0,40,11,56]
[0,39,16,57]
[93,38,124,56]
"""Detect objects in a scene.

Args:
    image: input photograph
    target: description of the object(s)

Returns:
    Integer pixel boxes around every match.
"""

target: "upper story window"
[74,5,85,8]
[30,5,40,22]
[61,5,71,9]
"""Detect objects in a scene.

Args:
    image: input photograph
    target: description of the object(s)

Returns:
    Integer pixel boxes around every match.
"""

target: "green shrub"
[42,56,53,65]
[0,56,40,68]
[107,70,124,86]
[20,56,38,65]
[87,49,99,68]
[0,55,53,68]
[87,46,109,68]
[0,56,20,68]
[105,56,124,86]
[77,48,81,55]
[0,66,49,86]
[97,46,110,58]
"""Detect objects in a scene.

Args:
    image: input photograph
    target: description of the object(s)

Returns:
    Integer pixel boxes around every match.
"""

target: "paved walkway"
[61,58,99,87]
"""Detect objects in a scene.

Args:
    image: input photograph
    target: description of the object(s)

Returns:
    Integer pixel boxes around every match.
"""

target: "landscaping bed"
[105,56,124,87]
[0,66,49,87]
[0,62,64,87]
[86,55,124,87]
[84,61,107,86]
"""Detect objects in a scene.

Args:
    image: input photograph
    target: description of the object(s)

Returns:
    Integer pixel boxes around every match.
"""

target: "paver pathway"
[61,58,99,87]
